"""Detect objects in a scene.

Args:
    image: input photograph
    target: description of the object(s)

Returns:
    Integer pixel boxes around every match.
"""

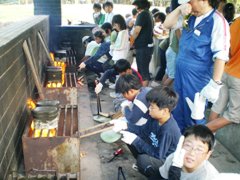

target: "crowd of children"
[77,0,240,179]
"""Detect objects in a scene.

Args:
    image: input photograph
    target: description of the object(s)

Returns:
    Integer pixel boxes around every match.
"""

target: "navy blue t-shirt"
[127,115,181,160]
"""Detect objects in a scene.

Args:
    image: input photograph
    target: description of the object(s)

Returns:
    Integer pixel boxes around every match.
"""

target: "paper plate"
[93,115,111,123]
[100,130,121,143]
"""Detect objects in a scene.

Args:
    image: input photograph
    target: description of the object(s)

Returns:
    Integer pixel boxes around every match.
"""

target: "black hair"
[132,8,138,16]
[101,22,112,34]
[132,0,151,10]
[209,0,220,9]
[113,59,131,73]
[93,3,101,10]
[153,12,166,23]
[184,125,215,151]
[223,3,235,24]
[83,36,93,45]
[151,8,159,15]
[94,31,105,42]
[166,6,171,14]
[115,74,142,94]
[146,86,178,112]
[103,1,113,8]
[112,14,127,30]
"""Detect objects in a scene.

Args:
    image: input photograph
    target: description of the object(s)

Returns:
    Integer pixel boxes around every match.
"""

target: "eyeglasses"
[183,143,208,155]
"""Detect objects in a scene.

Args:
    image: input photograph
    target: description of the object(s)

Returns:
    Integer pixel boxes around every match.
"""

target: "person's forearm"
[163,7,181,29]
[213,59,225,81]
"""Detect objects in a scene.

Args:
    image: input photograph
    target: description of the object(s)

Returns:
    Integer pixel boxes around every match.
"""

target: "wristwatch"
[214,80,223,85]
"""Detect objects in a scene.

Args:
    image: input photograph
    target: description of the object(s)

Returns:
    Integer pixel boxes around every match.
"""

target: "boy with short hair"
[93,3,105,25]
[103,1,114,23]
[111,86,181,177]
[153,125,219,180]
[95,59,142,94]
[114,74,151,125]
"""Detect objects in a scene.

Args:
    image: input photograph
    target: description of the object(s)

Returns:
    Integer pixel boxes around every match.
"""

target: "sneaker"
[109,83,116,89]
[109,92,117,98]
[132,163,139,172]
[150,81,161,87]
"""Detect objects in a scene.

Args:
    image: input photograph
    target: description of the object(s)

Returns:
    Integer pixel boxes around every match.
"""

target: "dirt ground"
[79,72,240,180]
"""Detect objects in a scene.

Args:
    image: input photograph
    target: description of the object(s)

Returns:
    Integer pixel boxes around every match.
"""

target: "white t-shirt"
[159,153,219,180]
[104,12,114,23]
[85,41,100,56]
[110,29,129,62]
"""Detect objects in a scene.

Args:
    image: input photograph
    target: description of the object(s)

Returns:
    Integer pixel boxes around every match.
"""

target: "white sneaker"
[150,81,161,87]
[109,83,116,89]
[132,163,139,172]
[109,92,117,98]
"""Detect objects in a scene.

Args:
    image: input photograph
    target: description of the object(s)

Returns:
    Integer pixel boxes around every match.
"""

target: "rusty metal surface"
[22,106,80,174]
[43,72,78,106]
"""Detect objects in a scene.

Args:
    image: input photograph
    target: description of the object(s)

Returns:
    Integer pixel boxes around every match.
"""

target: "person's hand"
[79,62,86,70]
[179,3,192,16]
[95,82,103,94]
[172,136,186,168]
[120,100,133,115]
[120,131,137,145]
[186,92,206,120]
[200,79,223,103]
[130,36,134,47]
[110,117,128,132]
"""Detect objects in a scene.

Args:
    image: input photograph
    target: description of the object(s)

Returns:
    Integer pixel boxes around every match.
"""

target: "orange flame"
[30,121,57,138]
[27,99,36,110]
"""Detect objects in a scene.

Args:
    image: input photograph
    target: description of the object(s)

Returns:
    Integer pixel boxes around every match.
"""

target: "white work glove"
[120,100,133,115]
[110,117,128,132]
[186,92,206,120]
[200,79,223,103]
[120,130,137,145]
[79,62,86,70]
[95,83,103,94]
[172,136,186,168]
[179,3,192,16]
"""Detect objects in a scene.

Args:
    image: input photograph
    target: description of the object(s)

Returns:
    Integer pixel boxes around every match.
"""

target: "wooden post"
[23,40,45,100]
[37,31,55,66]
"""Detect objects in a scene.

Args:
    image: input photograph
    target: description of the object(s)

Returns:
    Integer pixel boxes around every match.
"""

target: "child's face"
[182,135,212,172]
[149,103,164,119]
[93,8,100,13]
[94,37,102,44]
[119,69,131,76]
[104,6,112,13]
[113,23,120,32]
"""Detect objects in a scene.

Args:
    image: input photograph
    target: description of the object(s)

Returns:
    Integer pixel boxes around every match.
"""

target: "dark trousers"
[128,145,164,177]
[136,46,153,81]
[155,48,166,81]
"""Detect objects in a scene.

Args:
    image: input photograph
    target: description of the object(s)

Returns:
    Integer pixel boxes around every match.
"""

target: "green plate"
[93,115,111,123]
[100,130,121,143]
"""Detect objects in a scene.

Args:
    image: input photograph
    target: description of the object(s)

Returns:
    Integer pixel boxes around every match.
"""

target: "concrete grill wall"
[0,16,49,179]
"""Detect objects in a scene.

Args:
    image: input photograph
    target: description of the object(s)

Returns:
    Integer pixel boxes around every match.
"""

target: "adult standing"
[163,0,230,132]
[207,16,240,132]
[131,0,154,87]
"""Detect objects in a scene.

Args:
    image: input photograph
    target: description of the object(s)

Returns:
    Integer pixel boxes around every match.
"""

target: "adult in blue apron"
[163,0,230,133]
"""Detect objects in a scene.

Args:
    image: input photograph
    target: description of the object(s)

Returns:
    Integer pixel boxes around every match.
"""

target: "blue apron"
[173,10,215,133]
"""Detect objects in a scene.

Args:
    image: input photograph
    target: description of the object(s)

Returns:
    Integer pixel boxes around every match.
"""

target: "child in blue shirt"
[115,74,151,126]
[111,86,181,177]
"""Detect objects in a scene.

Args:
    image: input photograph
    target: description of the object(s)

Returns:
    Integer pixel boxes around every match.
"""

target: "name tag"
[194,29,201,36]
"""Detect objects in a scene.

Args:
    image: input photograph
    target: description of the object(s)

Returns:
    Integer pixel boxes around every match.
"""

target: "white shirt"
[104,12,114,23]
[110,29,130,62]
